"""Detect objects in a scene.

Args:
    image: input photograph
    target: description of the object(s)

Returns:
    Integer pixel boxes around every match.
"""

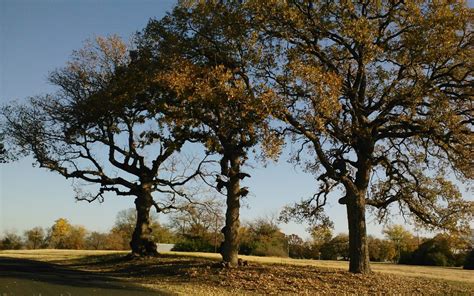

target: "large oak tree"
[138,2,278,265]
[2,36,201,256]
[250,0,473,273]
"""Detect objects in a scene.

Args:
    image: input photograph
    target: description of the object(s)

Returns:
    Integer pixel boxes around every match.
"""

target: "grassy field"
[1,249,473,295]
[166,251,474,285]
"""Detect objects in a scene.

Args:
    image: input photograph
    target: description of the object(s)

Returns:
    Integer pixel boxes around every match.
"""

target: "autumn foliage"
[1,0,472,274]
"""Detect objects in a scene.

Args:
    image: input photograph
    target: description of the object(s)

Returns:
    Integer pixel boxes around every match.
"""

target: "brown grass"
[168,251,474,285]
[1,249,473,295]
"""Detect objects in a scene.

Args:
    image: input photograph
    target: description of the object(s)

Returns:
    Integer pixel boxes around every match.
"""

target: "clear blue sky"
[0,0,471,240]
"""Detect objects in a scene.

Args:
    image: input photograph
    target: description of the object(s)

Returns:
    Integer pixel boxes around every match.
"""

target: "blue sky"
[0,0,471,240]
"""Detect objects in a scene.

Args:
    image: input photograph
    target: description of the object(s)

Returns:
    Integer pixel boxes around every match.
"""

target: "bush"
[320,234,349,260]
[239,219,288,257]
[406,235,455,266]
[425,252,448,266]
[0,232,23,250]
[172,239,214,252]
[463,249,474,270]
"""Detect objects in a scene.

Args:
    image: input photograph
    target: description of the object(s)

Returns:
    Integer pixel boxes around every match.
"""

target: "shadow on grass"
[0,256,173,295]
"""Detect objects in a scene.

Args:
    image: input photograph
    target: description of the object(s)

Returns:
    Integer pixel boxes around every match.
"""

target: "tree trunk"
[346,191,371,274]
[130,190,158,257]
[220,154,241,266]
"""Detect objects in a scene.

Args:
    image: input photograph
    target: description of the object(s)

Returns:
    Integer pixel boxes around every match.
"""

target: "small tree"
[110,208,175,250]
[169,200,224,252]
[66,225,87,249]
[24,227,46,249]
[320,234,350,260]
[239,217,288,257]
[48,218,72,249]
[0,232,23,250]
[368,236,396,262]
[383,225,418,262]
[86,232,109,250]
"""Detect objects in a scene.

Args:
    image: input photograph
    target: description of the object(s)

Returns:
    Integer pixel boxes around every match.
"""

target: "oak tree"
[251,0,473,273]
[2,36,201,256]
[139,2,277,265]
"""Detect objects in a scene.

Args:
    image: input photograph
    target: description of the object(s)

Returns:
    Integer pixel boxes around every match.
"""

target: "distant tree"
[0,231,23,250]
[48,218,72,249]
[24,227,46,249]
[383,225,418,262]
[169,200,224,252]
[1,36,202,257]
[239,217,287,257]
[104,229,129,250]
[65,225,87,249]
[368,236,396,262]
[309,224,334,247]
[320,234,349,260]
[408,234,457,266]
[251,0,474,273]
[287,234,305,258]
[86,232,109,250]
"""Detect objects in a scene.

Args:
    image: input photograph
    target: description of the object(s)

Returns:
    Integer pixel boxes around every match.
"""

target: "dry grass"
[0,249,128,263]
[1,249,473,295]
[168,251,474,285]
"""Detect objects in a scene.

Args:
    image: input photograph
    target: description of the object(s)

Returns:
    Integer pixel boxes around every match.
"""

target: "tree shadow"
[0,257,173,295]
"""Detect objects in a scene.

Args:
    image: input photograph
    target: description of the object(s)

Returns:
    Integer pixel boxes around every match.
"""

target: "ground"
[0,250,473,295]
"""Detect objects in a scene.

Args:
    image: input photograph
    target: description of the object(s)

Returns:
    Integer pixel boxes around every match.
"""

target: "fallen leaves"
[37,253,474,295]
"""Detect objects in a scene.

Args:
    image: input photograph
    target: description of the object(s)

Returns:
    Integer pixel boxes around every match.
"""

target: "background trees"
[170,200,224,253]
[383,225,418,262]
[24,227,46,250]
[250,0,473,273]
[0,232,23,250]
[239,217,288,257]
[48,218,87,249]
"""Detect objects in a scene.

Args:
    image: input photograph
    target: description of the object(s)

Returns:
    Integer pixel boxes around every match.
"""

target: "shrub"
[172,239,214,252]
[463,249,474,270]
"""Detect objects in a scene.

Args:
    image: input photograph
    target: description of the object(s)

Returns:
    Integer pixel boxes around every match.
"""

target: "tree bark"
[346,191,371,274]
[220,154,241,266]
[130,189,158,257]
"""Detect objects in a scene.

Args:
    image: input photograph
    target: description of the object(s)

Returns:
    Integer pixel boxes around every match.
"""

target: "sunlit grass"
[0,249,128,262]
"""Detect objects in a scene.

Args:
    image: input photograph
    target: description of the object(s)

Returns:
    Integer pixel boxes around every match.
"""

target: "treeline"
[0,209,175,251]
[3,211,473,270]
[287,225,474,269]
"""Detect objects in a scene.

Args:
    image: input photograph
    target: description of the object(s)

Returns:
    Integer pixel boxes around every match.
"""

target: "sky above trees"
[1,0,472,239]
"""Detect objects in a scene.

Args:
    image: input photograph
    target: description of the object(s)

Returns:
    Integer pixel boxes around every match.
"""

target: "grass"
[1,249,473,295]
[166,251,474,285]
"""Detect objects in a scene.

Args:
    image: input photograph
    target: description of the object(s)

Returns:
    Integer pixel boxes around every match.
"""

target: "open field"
[166,251,474,285]
[1,249,473,295]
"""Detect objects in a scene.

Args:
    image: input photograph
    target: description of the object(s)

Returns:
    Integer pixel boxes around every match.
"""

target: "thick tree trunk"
[130,190,158,257]
[346,191,371,274]
[220,154,241,266]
